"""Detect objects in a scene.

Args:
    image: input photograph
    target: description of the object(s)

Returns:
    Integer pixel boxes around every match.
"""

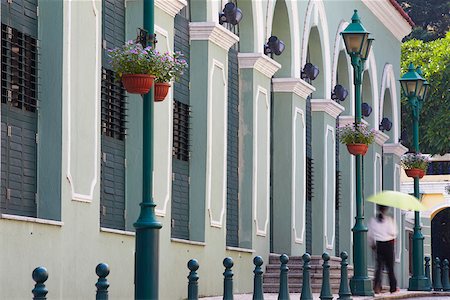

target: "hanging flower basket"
[405,168,425,179]
[346,143,369,156]
[154,82,171,101]
[121,74,155,94]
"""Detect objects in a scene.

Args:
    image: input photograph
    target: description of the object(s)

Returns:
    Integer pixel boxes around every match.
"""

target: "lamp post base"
[408,276,431,291]
[350,276,374,296]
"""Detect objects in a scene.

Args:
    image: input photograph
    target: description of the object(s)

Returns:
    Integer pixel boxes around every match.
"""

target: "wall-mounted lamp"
[361,102,372,117]
[264,36,285,56]
[301,63,320,81]
[379,117,392,132]
[219,3,243,26]
[331,84,349,101]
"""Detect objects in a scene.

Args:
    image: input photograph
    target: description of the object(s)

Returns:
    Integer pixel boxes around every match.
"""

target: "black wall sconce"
[331,84,349,101]
[379,117,392,132]
[301,63,320,81]
[219,3,243,25]
[361,102,372,117]
[264,36,285,56]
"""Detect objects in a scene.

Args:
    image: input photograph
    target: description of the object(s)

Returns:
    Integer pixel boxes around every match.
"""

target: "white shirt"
[368,214,398,246]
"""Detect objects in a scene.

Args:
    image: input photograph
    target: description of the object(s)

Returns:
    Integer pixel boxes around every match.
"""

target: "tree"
[401,32,450,155]
[397,0,450,41]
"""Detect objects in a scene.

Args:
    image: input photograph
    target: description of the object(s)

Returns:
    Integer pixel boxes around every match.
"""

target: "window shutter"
[100,0,126,230]
[1,0,38,217]
[226,48,239,247]
[171,12,191,240]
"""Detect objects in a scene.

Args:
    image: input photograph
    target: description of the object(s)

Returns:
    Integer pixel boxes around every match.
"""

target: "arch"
[301,0,331,97]
[379,64,400,142]
[266,0,300,77]
[332,21,354,115]
[431,207,450,264]
[361,52,379,126]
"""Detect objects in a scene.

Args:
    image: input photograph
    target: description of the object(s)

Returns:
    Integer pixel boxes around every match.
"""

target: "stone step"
[263,273,344,285]
[263,282,342,294]
[268,254,344,267]
[264,264,353,273]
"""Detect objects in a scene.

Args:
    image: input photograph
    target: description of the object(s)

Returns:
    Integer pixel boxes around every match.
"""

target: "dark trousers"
[374,240,397,293]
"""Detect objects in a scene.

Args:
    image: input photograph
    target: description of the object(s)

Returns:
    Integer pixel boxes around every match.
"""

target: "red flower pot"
[154,82,171,102]
[405,168,425,179]
[121,74,155,94]
[346,143,369,156]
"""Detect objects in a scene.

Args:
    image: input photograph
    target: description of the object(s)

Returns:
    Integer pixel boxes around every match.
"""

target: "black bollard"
[95,263,110,300]
[320,252,333,300]
[434,257,443,291]
[187,259,200,300]
[252,256,264,300]
[223,257,234,300]
[300,253,313,300]
[278,254,290,300]
[442,259,450,291]
[425,256,432,291]
[32,267,49,300]
[338,251,352,300]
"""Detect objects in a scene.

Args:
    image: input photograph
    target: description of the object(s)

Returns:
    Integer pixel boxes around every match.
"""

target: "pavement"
[200,290,450,299]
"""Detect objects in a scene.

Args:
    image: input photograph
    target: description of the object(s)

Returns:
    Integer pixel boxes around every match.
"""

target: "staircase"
[263,254,354,294]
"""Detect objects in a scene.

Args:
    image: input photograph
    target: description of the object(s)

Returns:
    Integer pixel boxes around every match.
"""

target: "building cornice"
[311,99,345,119]
[338,115,368,127]
[155,0,187,18]
[238,53,281,78]
[383,143,408,158]
[272,78,315,99]
[361,0,412,41]
[189,22,239,51]
[374,130,390,146]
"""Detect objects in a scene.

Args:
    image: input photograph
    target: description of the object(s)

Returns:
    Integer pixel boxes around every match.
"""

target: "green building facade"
[0,0,422,299]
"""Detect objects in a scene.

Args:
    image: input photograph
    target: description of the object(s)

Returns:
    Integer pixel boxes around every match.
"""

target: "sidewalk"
[200,290,450,299]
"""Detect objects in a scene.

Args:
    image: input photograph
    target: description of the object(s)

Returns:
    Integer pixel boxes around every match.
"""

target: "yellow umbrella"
[366,190,426,211]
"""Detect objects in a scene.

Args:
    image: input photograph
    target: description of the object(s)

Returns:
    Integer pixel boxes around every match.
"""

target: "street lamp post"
[400,63,430,291]
[133,0,163,299]
[340,10,374,296]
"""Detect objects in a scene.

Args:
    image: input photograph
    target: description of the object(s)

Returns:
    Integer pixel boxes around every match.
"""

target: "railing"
[30,253,449,299]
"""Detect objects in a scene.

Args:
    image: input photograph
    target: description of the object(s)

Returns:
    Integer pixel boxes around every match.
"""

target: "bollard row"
[31,263,109,300]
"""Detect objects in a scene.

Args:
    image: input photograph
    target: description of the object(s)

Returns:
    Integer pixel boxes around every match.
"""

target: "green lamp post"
[340,10,374,296]
[133,0,163,299]
[400,63,430,291]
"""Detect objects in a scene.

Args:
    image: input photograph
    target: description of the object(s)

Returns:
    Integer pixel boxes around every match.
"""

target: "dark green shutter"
[226,48,239,247]
[335,116,341,256]
[100,0,126,230]
[1,0,38,217]
[305,94,313,254]
[171,12,191,240]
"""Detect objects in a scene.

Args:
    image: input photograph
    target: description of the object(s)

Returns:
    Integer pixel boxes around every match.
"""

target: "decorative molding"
[383,143,408,158]
[361,0,412,41]
[66,0,99,202]
[310,99,345,119]
[324,125,336,250]
[206,59,227,228]
[272,77,315,99]
[155,0,187,17]
[154,24,173,217]
[338,115,368,127]
[292,107,306,244]
[189,22,239,51]
[253,86,270,237]
[238,53,281,78]
[0,214,64,226]
[374,130,390,146]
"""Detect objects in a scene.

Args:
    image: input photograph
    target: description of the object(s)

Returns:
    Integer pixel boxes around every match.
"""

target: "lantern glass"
[361,38,374,60]
[342,33,368,55]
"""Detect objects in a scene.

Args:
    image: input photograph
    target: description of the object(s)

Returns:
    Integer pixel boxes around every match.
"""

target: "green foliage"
[338,123,375,145]
[401,153,429,171]
[108,41,188,83]
[401,33,450,155]
[397,0,449,41]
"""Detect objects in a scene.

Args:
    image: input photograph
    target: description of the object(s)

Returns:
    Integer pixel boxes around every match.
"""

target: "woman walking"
[368,205,399,294]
